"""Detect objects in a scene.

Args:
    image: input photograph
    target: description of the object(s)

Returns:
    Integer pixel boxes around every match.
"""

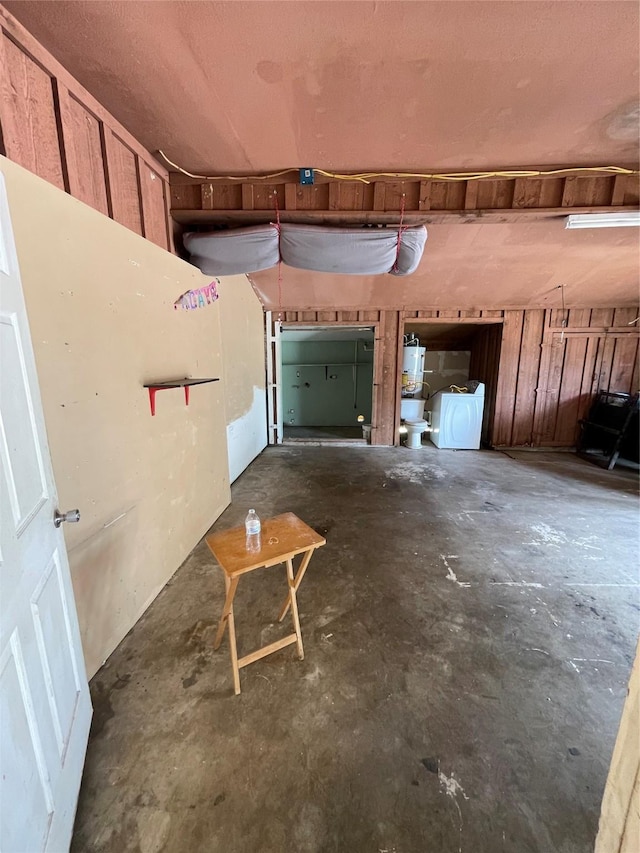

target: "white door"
[0,171,92,852]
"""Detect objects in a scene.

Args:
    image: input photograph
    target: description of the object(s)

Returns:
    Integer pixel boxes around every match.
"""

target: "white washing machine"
[429,382,485,449]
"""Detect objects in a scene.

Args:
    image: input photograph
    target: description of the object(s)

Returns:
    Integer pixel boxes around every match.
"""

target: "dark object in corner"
[577,391,639,470]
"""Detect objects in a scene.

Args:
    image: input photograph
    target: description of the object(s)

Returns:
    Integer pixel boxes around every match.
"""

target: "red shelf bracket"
[143,378,218,415]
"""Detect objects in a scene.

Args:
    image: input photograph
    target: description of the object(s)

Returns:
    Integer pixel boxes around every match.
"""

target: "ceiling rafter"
[170,171,639,227]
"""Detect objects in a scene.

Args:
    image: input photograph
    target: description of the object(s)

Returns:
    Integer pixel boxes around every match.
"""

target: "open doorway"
[279,326,375,442]
[399,320,503,447]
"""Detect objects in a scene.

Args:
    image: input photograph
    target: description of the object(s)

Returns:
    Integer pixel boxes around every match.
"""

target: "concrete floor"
[72,447,639,853]
[283,425,365,441]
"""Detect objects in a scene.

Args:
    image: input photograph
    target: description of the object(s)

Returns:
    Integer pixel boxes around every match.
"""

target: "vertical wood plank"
[241,184,255,210]
[605,309,639,393]
[373,311,400,446]
[607,337,639,394]
[284,183,297,211]
[513,177,543,208]
[561,177,578,207]
[57,90,109,215]
[54,82,77,196]
[328,183,340,210]
[370,320,384,442]
[2,36,65,190]
[103,131,143,235]
[200,183,214,209]
[536,178,563,207]
[597,336,617,393]
[139,160,170,249]
[469,323,503,446]
[373,182,386,210]
[418,180,431,211]
[539,336,567,442]
[464,181,479,210]
[631,340,640,396]
[169,184,200,210]
[346,182,365,210]
[612,307,640,328]
[553,335,589,444]
[477,179,514,209]
[511,310,545,445]
[492,311,525,445]
[611,175,627,206]
[162,179,175,253]
[384,182,419,211]
[579,335,602,421]
[568,308,592,328]
[590,308,615,328]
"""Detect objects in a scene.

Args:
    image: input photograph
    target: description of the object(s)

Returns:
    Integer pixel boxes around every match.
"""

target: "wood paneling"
[104,132,142,234]
[281,307,638,448]
[527,308,640,448]
[377,311,400,446]
[0,7,172,250]
[139,162,170,249]
[511,310,545,446]
[59,91,109,214]
[1,35,64,190]
[171,169,638,228]
[493,311,525,446]
[468,323,503,445]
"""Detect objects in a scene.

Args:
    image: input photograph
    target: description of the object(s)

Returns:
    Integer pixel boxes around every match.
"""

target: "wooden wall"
[494,307,639,447]
[469,323,503,446]
[278,307,639,448]
[0,7,173,251]
[595,639,640,853]
[170,170,640,227]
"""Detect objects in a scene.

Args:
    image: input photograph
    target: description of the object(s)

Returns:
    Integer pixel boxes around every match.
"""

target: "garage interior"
[71,447,639,853]
[0,2,638,852]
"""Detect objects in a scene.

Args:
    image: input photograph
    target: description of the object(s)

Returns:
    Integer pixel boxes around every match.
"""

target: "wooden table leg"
[214,575,241,694]
[286,558,304,661]
[278,548,314,622]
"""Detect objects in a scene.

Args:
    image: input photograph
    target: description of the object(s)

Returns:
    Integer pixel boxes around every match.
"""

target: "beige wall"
[596,638,640,853]
[217,277,267,482]
[3,156,232,677]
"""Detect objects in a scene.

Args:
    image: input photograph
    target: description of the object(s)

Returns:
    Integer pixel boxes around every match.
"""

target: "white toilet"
[400,397,426,420]
[400,397,429,449]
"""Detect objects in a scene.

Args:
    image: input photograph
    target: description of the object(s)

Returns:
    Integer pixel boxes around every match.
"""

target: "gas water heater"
[401,335,427,397]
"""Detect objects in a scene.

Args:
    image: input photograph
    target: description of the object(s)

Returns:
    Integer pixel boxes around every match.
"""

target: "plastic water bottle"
[245,509,261,553]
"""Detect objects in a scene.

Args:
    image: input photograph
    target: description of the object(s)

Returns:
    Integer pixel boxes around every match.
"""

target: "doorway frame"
[397,313,506,446]
[266,312,385,444]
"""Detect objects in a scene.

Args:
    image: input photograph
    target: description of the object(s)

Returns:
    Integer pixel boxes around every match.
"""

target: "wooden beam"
[170,204,639,227]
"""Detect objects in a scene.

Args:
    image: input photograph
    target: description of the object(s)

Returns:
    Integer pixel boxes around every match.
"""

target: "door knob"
[54,509,80,528]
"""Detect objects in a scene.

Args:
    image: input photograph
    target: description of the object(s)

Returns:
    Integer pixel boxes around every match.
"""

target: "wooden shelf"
[142,378,219,415]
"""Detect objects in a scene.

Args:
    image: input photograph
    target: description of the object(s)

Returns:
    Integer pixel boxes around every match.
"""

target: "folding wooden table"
[205,512,326,695]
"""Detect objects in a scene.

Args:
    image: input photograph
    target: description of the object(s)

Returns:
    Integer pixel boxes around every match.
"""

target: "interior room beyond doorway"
[401,320,503,447]
[281,326,375,443]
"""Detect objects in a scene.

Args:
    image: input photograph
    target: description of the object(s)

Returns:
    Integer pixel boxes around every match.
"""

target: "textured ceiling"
[250,221,640,310]
[5,0,639,173]
[5,0,639,308]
